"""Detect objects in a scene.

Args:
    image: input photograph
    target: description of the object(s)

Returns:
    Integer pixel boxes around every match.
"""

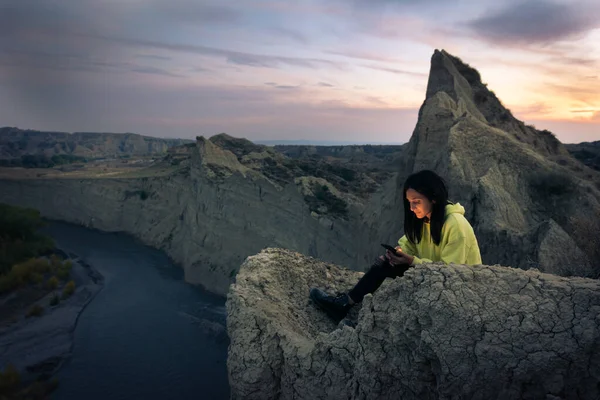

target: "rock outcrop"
[227,248,600,400]
[374,50,600,278]
[0,135,401,294]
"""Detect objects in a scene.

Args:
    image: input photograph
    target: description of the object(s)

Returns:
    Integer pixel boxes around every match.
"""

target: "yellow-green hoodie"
[397,203,482,265]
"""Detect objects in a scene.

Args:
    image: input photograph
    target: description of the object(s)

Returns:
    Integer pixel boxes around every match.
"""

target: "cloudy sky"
[1,0,599,143]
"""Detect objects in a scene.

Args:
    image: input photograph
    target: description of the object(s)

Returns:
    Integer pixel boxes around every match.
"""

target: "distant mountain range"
[255,139,406,146]
[1,126,598,171]
[0,127,193,160]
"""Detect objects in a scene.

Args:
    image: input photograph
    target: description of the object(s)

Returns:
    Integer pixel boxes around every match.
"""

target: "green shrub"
[0,363,20,394]
[62,280,75,299]
[46,276,59,290]
[26,304,44,318]
[0,203,55,275]
[11,263,33,285]
[10,258,49,285]
[49,294,60,306]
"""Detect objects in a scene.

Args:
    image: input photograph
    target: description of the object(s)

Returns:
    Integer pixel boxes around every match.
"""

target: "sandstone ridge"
[227,248,600,400]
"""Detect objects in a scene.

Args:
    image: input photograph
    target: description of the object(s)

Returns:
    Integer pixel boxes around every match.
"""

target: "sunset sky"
[1,0,599,143]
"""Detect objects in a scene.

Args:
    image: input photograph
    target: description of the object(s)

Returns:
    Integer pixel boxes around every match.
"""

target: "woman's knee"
[370,256,390,270]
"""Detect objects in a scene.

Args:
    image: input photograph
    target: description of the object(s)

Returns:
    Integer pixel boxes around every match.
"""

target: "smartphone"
[381,243,401,255]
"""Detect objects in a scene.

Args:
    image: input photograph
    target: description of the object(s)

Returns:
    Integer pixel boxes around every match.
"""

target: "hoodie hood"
[445,202,465,216]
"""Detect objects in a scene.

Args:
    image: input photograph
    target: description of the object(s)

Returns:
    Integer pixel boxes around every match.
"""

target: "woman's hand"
[385,249,414,266]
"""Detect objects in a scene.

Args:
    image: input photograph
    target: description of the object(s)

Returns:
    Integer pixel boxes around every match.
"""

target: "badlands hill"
[0,127,192,160]
[0,49,599,295]
[0,134,405,294]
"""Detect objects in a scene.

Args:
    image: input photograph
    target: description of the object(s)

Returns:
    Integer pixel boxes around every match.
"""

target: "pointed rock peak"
[425,49,483,103]
[422,49,565,157]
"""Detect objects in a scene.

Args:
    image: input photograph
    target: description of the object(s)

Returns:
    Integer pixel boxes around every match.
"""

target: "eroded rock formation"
[373,49,600,278]
[227,248,600,400]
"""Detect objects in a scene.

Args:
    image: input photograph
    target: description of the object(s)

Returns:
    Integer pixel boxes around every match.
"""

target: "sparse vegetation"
[0,154,88,168]
[61,280,75,299]
[26,304,44,318]
[0,203,54,275]
[304,183,348,219]
[0,258,52,293]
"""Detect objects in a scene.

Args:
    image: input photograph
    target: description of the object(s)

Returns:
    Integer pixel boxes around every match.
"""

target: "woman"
[310,170,482,322]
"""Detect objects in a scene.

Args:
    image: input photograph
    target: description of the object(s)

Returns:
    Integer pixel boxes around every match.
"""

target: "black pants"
[348,256,411,303]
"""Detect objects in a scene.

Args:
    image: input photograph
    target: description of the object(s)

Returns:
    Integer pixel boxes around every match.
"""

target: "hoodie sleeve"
[397,235,418,257]
[411,237,468,265]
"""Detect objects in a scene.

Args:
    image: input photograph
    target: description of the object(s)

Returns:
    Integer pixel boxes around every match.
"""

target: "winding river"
[44,222,230,400]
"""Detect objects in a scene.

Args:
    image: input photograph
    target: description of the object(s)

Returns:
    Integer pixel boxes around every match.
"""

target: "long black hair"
[403,170,449,246]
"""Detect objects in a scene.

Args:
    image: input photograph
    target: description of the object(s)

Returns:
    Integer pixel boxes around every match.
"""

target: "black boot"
[310,288,352,322]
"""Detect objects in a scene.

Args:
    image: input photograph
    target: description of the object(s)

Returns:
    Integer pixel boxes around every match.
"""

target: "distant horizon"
[1,125,596,146]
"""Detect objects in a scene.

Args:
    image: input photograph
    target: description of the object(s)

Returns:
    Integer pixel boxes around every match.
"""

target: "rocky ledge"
[227,248,600,400]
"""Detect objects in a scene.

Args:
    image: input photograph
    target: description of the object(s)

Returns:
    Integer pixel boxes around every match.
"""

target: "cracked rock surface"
[227,248,600,399]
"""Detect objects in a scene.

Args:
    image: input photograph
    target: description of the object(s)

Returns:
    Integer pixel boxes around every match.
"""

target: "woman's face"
[406,188,434,220]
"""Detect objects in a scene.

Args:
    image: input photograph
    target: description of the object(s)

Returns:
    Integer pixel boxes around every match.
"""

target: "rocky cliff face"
[0,134,398,294]
[0,127,192,159]
[381,50,600,278]
[227,248,600,400]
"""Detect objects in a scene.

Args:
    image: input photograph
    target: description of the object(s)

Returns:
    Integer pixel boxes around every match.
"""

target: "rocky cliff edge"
[227,248,600,399]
